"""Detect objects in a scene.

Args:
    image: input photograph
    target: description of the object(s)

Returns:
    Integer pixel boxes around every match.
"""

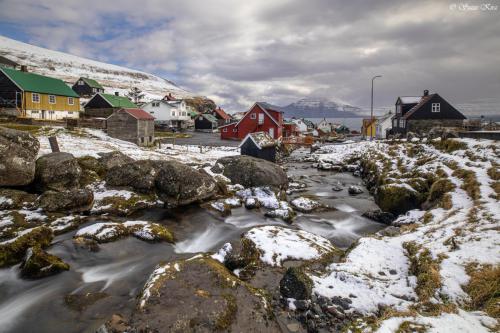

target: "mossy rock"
[92,193,160,216]
[0,226,53,267]
[77,156,105,177]
[124,221,174,243]
[427,178,455,205]
[127,255,278,332]
[20,245,69,279]
[279,266,313,300]
[0,189,37,210]
[376,184,422,216]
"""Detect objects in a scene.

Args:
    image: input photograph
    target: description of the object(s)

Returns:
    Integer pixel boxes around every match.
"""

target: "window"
[32,110,39,114]
[250,113,256,119]
[431,103,440,112]
[68,97,74,105]
[32,93,40,103]
[396,104,401,115]
[223,128,228,132]
[152,102,160,107]
[92,88,96,93]
[400,119,406,128]
[68,111,73,115]
[78,80,84,85]
[258,113,264,125]
[182,112,186,116]
[49,95,56,104]
[172,111,176,116]
[233,128,237,132]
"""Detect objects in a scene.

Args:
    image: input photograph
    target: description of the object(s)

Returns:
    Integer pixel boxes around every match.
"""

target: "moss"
[126,222,174,243]
[464,263,500,319]
[94,193,158,216]
[396,321,428,333]
[403,242,441,302]
[376,184,421,215]
[20,245,69,278]
[431,139,468,153]
[422,212,433,224]
[428,178,455,204]
[65,292,108,311]
[0,226,53,267]
[215,294,238,330]
[0,123,42,133]
[452,169,480,202]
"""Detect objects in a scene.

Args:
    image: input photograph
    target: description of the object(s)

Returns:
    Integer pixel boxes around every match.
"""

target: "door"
[269,127,274,138]
[41,110,46,119]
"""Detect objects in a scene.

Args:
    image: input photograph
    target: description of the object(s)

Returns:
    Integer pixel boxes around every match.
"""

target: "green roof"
[100,93,137,108]
[202,113,218,123]
[81,77,104,89]
[0,66,79,97]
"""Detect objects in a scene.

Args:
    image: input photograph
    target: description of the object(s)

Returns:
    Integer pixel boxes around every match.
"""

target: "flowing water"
[0,149,386,333]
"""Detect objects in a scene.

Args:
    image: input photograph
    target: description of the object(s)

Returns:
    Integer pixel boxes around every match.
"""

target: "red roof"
[214,107,231,120]
[121,108,155,120]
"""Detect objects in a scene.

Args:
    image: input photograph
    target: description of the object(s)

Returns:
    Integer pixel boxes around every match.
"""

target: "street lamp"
[370,75,382,139]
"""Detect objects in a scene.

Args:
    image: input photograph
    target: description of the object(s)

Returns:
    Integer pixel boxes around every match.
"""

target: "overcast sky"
[0,0,499,113]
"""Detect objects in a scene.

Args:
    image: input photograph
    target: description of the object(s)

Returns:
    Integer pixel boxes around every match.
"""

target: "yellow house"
[0,66,80,120]
[361,118,377,138]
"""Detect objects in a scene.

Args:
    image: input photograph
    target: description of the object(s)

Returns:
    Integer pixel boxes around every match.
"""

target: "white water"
[77,256,142,290]
[174,225,229,253]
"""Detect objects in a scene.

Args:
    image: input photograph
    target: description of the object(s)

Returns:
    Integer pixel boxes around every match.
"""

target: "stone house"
[106,108,155,146]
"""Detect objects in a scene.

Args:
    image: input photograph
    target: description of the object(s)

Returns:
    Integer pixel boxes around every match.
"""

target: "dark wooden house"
[106,108,155,146]
[211,107,232,127]
[72,77,105,97]
[391,90,466,135]
[239,132,277,162]
[195,113,218,132]
[84,92,137,118]
[0,56,20,69]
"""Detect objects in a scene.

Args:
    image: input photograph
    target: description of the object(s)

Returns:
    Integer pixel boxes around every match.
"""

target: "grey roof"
[240,131,276,149]
[200,113,218,123]
[399,96,421,104]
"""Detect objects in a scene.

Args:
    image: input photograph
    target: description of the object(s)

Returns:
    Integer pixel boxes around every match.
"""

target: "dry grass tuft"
[464,263,500,319]
[404,242,441,302]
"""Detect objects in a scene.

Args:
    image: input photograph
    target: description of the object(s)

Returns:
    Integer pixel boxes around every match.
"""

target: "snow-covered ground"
[0,36,194,101]
[36,127,238,165]
[306,139,499,331]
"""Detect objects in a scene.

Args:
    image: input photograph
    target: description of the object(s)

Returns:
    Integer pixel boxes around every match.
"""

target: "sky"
[0,0,499,114]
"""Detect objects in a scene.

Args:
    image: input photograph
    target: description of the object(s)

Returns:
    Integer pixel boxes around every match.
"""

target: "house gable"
[404,94,466,120]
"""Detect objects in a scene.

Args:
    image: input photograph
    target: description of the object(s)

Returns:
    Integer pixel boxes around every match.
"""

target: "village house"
[72,77,105,97]
[209,107,232,127]
[219,102,283,140]
[83,92,137,118]
[239,132,277,162]
[361,118,377,138]
[106,108,155,146]
[317,118,333,133]
[195,113,219,132]
[283,121,299,137]
[0,66,80,119]
[143,98,190,129]
[0,55,20,70]
[391,90,466,135]
[376,111,393,139]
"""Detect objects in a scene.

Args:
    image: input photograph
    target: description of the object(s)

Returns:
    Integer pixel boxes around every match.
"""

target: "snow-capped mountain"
[282,97,363,118]
[0,35,195,101]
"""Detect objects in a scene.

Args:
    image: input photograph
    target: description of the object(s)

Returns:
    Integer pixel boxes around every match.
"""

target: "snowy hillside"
[0,36,195,101]
[283,97,363,118]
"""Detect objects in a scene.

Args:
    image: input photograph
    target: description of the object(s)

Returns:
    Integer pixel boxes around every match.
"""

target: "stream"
[0,149,386,333]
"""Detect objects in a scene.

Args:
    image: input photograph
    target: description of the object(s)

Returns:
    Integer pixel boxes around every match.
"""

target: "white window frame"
[78,80,84,85]
[48,95,56,104]
[32,93,40,103]
[250,113,256,119]
[400,119,406,128]
[258,113,264,125]
[68,97,74,105]
[92,88,96,93]
[172,111,176,116]
[431,103,440,112]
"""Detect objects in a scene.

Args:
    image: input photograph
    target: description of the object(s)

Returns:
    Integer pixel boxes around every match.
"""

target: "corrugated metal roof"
[121,108,155,120]
[201,113,218,123]
[0,66,79,97]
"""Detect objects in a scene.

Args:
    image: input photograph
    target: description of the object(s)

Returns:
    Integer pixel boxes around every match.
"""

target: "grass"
[452,169,481,202]
[0,123,42,133]
[487,165,500,200]
[431,139,468,153]
[155,131,192,138]
[464,263,500,319]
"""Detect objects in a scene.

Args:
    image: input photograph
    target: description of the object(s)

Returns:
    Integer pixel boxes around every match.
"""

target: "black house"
[195,113,218,132]
[72,77,105,97]
[391,90,466,135]
[0,56,20,69]
[239,132,277,162]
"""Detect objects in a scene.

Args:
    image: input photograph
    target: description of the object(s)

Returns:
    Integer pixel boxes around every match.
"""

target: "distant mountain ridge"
[272,97,363,119]
[0,35,195,101]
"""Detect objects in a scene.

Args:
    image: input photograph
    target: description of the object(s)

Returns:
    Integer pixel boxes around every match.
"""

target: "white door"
[269,127,274,138]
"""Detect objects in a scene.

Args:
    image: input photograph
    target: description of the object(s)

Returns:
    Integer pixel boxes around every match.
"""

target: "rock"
[362,209,396,225]
[244,197,260,209]
[74,222,128,243]
[91,186,161,216]
[0,127,40,186]
[0,189,37,210]
[65,292,108,312]
[129,256,279,332]
[214,155,288,190]
[378,226,401,237]
[290,197,321,213]
[20,245,69,279]
[294,299,310,311]
[331,183,343,192]
[280,267,313,300]
[100,313,130,333]
[209,201,232,216]
[348,185,363,195]
[155,160,217,207]
[331,296,352,311]
[73,237,100,252]
[106,160,158,193]
[74,221,174,244]
[123,221,174,243]
[38,189,94,213]
[97,151,133,171]
[264,201,295,222]
[376,183,421,215]
[34,152,82,192]
[0,226,53,267]
[77,156,105,186]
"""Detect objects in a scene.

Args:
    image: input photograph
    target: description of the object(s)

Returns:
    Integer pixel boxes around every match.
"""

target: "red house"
[220,102,283,140]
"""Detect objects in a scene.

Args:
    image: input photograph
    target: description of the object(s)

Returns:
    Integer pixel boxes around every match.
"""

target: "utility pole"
[371,75,382,139]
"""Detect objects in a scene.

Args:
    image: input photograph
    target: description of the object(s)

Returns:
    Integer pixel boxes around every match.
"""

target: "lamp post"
[370,75,382,139]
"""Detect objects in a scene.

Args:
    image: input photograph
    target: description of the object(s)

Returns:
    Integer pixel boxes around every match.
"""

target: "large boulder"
[155,160,217,207]
[38,189,94,213]
[97,151,133,171]
[34,152,82,192]
[122,256,278,332]
[214,155,288,190]
[20,245,69,279]
[376,183,421,216]
[280,267,313,300]
[0,126,40,186]
[106,160,159,193]
[0,226,53,267]
[0,189,37,210]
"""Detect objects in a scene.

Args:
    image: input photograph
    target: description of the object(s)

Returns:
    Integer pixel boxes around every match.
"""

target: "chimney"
[423,90,429,96]
[115,92,119,96]
[20,65,28,72]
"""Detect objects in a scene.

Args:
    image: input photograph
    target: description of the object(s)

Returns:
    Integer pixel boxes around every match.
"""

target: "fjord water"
[0,151,385,333]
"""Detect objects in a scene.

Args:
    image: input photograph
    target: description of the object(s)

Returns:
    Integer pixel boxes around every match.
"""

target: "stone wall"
[407,119,464,134]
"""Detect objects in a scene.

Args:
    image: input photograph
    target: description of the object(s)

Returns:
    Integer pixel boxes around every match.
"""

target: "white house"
[143,99,190,129]
[290,118,308,133]
[376,111,393,139]
[317,118,332,133]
